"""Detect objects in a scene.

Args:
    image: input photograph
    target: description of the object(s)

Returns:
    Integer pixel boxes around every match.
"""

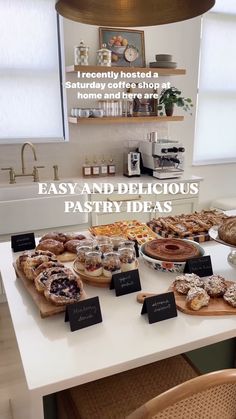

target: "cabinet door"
[153,198,198,218]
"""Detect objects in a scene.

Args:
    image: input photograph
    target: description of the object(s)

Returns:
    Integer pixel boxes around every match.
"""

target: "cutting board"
[13,263,86,318]
[137,281,236,315]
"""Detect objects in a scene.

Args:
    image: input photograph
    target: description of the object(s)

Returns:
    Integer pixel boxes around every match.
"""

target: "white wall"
[0,15,235,207]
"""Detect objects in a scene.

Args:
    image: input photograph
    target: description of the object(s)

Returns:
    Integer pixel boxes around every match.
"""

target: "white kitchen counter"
[1,238,235,419]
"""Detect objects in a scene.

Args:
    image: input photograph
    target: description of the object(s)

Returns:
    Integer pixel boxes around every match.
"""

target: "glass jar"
[118,247,136,272]
[84,251,103,277]
[95,236,112,246]
[74,40,89,66]
[76,239,96,249]
[74,246,93,271]
[110,236,126,251]
[96,43,111,67]
[103,252,121,278]
[97,243,113,256]
[118,240,135,255]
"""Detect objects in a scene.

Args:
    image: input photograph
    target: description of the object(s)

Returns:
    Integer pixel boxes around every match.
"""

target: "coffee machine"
[139,138,185,179]
[123,141,141,177]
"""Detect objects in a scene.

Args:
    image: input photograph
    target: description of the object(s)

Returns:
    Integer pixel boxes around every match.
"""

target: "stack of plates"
[149,54,177,69]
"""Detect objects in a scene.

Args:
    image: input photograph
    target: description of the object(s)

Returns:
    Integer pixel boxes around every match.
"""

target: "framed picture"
[128,84,158,116]
[99,27,146,67]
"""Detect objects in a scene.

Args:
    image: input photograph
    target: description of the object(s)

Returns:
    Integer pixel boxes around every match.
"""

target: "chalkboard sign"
[184,255,213,277]
[65,297,102,332]
[141,292,177,324]
[11,233,36,252]
[110,269,141,296]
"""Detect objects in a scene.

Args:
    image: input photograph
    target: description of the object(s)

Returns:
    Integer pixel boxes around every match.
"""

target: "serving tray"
[13,263,86,318]
[137,281,236,315]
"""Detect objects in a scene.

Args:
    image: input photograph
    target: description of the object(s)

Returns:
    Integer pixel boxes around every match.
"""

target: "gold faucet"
[1,142,45,184]
[21,142,37,174]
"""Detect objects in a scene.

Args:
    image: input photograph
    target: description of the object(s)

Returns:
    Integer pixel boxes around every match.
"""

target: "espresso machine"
[139,136,185,179]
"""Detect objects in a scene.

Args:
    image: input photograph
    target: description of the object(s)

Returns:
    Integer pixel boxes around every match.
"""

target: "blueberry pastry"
[44,272,83,306]
[35,266,74,293]
[16,250,57,281]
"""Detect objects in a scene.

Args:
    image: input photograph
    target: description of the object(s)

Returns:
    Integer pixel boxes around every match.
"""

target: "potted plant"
[157,87,193,117]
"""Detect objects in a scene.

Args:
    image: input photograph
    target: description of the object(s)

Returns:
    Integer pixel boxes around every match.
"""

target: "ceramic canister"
[74,40,89,66]
[96,44,111,67]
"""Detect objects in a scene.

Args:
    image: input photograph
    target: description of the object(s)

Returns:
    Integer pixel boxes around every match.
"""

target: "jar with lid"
[118,248,136,272]
[96,44,111,67]
[74,40,89,66]
[82,157,92,177]
[74,246,93,271]
[108,157,116,176]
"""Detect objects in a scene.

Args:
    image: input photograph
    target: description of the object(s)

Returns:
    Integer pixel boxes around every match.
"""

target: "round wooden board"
[73,261,139,288]
[169,281,236,316]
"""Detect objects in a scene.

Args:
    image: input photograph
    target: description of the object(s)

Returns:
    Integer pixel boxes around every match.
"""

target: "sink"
[0,181,88,235]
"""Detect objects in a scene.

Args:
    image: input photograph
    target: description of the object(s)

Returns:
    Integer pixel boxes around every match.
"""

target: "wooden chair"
[56,354,199,419]
[127,369,236,419]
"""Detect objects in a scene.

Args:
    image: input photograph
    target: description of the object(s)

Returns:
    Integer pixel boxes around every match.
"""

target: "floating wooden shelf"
[68,116,184,125]
[66,65,186,76]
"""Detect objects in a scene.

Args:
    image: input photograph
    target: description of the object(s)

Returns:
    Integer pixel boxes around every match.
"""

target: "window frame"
[0,12,68,145]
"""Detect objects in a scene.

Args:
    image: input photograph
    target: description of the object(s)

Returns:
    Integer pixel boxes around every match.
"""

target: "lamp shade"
[55,0,215,27]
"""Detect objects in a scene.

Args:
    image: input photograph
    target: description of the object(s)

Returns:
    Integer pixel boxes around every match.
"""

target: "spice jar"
[96,44,111,67]
[74,40,89,66]
[84,251,103,277]
[103,252,121,278]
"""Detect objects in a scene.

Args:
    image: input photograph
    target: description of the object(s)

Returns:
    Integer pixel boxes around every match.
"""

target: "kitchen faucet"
[1,142,45,183]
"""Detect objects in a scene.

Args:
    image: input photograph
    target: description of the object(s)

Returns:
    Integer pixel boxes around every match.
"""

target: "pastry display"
[16,250,58,281]
[103,252,121,278]
[74,246,93,271]
[148,210,229,240]
[143,238,200,262]
[218,217,236,246]
[174,273,204,295]
[203,275,227,297]
[223,284,236,308]
[119,248,136,272]
[186,287,210,311]
[35,266,74,293]
[36,239,64,255]
[44,273,83,306]
[84,251,103,277]
[90,220,156,245]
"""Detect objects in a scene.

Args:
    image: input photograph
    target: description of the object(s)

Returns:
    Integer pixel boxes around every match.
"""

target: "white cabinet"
[91,181,200,226]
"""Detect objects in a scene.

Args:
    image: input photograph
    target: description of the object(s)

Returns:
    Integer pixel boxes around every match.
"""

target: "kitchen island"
[0,238,236,419]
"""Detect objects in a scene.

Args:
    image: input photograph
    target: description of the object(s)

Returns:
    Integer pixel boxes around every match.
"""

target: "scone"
[36,239,64,255]
[186,287,210,311]
[204,275,227,297]
[44,272,83,306]
[223,284,236,308]
[35,266,74,293]
[174,273,204,295]
[39,232,67,243]
[16,250,57,280]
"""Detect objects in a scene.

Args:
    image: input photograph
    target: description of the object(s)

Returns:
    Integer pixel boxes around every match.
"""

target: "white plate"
[209,225,236,249]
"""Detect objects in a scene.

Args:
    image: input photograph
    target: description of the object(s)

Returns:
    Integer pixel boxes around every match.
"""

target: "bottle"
[100,156,108,176]
[82,157,92,177]
[92,157,100,177]
[108,157,116,176]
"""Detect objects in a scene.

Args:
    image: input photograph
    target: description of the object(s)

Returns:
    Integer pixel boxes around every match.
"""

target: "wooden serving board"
[169,281,236,316]
[13,263,86,319]
[73,261,139,288]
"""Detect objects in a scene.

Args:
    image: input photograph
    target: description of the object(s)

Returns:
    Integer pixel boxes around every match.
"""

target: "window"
[193,0,236,164]
[0,0,67,143]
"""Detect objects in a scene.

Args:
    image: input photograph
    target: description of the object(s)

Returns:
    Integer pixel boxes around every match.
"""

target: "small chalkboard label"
[65,297,102,332]
[11,233,36,253]
[141,292,177,324]
[110,269,141,296]
[184,255,213,277]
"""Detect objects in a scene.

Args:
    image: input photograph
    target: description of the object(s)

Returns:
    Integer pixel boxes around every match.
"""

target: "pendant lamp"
[55,0,215,27]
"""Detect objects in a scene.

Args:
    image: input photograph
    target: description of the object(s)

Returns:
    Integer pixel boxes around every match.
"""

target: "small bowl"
[155,54,172,62]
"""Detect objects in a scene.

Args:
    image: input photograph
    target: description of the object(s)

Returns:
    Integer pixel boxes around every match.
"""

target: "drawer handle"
[107,195,142,203]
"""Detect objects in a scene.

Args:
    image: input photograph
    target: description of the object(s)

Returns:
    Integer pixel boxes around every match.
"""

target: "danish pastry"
[35,266,74,293]
[223,284,236,308]
[36,239,64,255]
[39,232,67,243]
[65,233,86,242]
[16,250,57,280]
[44,273,83,306]
[203,275,227,297]
[186,287,210,311]
[34,261,64,278]
[64,239,83,254]
[174,273,204,295]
